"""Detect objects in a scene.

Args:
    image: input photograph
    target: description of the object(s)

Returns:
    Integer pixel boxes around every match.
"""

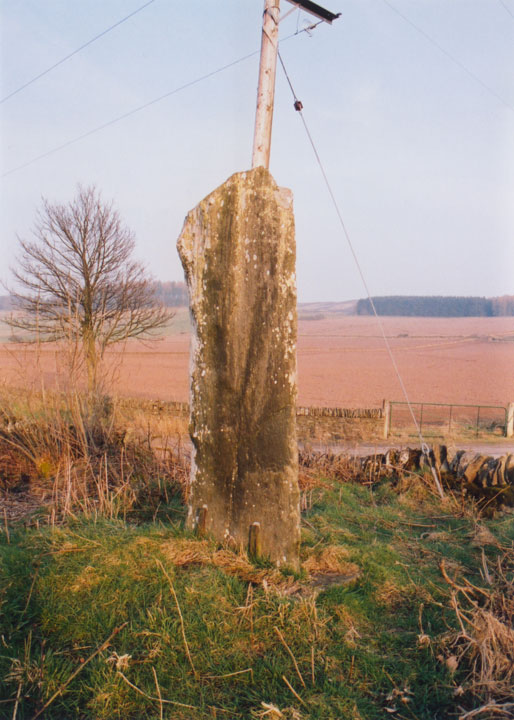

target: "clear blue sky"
[1,0,513,302]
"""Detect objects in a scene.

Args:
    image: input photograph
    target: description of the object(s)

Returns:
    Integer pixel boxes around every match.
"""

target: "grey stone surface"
[177,168,300,568]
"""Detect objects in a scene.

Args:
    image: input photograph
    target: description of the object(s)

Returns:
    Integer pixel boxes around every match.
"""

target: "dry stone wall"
[368,446,514,506]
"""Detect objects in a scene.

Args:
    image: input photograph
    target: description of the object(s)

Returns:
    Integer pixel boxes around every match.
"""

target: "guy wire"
[277,49,445,499]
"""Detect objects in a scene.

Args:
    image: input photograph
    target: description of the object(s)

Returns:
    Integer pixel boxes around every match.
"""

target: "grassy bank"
[2,473,513,719]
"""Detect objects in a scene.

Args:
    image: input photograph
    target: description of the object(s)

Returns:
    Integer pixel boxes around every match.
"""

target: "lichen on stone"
[177,167,300,568]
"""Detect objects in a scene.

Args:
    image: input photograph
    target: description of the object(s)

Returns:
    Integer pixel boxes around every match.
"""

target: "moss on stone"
[177,168,300,567]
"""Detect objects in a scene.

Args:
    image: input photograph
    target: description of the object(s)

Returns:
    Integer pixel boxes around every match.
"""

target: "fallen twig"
[459,702,514,719]
[204,668,253,681]
[274,626,306,688]
[3,508,10,544]
[440,561,479,606]
[152,667,163,720]
[11,679,22,720]
[282,674,307,707]
[17,561,41,629]
[156,559,197,678]
[117,671,198,710]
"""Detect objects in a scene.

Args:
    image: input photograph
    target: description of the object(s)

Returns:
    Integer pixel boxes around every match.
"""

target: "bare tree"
[8,185,171,396]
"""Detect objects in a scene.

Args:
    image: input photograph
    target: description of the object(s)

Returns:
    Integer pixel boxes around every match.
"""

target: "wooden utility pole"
[251,0,340,170]
[252,0,281,169]
[178,0,340,568]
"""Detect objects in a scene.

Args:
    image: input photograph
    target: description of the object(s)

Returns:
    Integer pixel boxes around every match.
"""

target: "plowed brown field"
[1,314,513,408]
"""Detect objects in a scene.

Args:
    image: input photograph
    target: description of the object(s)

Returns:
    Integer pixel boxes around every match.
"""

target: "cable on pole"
[1,25,318,179]
[277,49,446,499]
[497,0,514,19]
[380,0,514,113]
[1,0,157,104]
[2,52,260,178]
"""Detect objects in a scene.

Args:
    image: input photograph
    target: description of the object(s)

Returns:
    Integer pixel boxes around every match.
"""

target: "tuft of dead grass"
[440,548,514,708]
[161,538,301,593]
[375,579,410,609]
[471,525,498,548]
[0,387,188,523]
[302,545,359,579]
[252,702,304,719]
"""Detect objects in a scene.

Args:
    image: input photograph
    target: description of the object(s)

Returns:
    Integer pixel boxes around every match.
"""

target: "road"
[300,441,514,459]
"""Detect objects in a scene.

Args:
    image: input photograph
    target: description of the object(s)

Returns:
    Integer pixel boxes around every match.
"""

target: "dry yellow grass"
[302,545,359,579]
[441,549,514,708]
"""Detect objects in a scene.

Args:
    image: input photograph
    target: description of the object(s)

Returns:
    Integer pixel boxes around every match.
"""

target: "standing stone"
[177,167,300,568]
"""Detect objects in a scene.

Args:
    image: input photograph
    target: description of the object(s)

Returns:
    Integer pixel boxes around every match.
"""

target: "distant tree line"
[356,296,514,317]
[4,288,513,315]
[0,282,189,312]
[492,295,514,316]
[153,281,188,307]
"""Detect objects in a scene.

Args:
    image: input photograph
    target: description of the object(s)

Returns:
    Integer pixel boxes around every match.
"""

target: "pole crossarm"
[284,0,341,23]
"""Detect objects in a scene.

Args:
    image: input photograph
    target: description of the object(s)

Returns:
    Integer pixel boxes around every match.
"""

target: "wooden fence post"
[383,400,391,440]
[506,403,514,438]
[196,505,208,537]
[249,522,262,559]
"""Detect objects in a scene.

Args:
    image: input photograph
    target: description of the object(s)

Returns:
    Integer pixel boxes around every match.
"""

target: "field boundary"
[118,397,383,420]
[118,397,514,441]
[384,400,514,440]
[296,406,382,419]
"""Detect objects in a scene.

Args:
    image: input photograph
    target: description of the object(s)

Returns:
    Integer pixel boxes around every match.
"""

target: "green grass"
[1,479,512,719]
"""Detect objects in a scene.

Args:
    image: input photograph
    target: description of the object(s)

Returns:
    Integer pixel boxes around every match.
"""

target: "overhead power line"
[0,0,157,104]
[380,0,514,112]
[1,26,314,179]
[1,52,259,178]
[498,0,514,20]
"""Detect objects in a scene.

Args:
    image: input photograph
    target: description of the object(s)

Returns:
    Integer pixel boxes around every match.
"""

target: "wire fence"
[386,401,510,440]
